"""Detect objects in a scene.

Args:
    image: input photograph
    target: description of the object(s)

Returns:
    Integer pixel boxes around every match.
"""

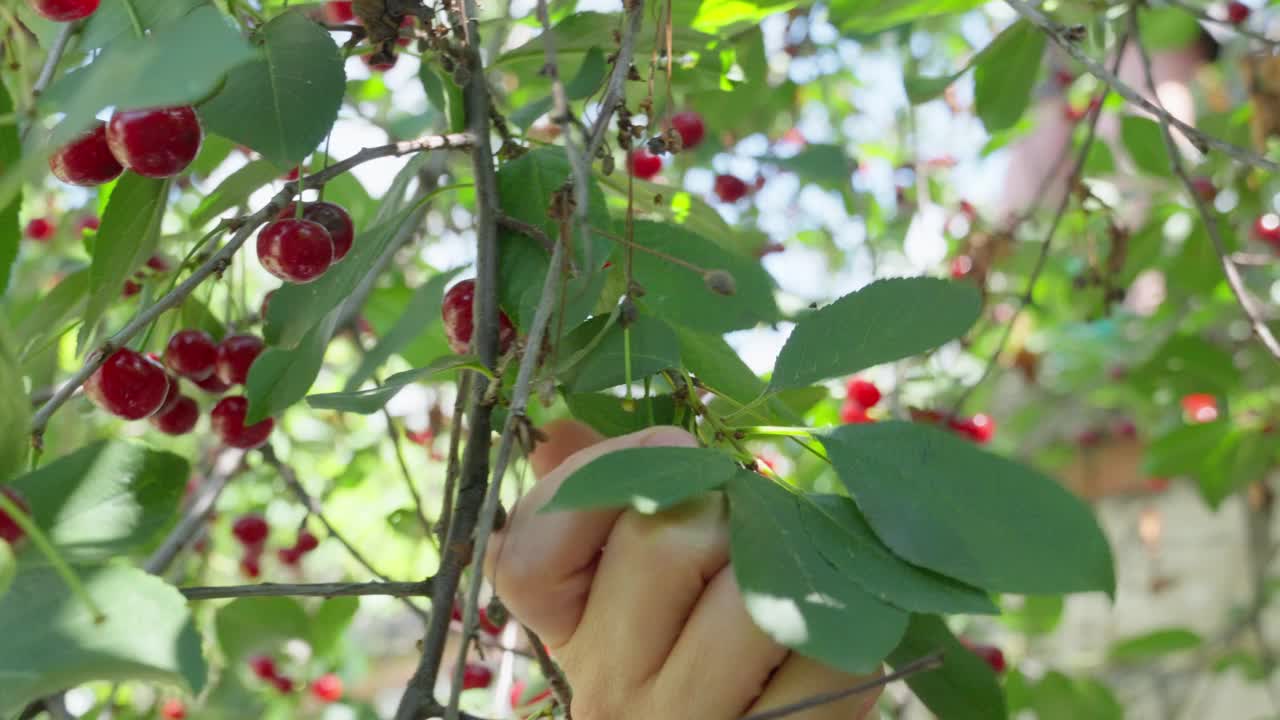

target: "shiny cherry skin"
[211,396,274,449]
[28,0,99,21]
[441,279,516,355]
[627,149,662,180]
[257,218,334,283]
[164,329,219,381]
[277,202,355,260]
[845,378,881,408]
[49,122,124,186]
[713,174,749,203]
[149,395,199,435]
[215,334,265,386]
[85,348,171,420]
[670,111,706,150]
[0,487,31,545]
[192,371,231,395]
[105,106,203,178]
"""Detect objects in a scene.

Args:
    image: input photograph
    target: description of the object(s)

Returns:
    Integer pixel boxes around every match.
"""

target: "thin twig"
[27,133,472,440]
[740,653,945,720]
[524,625,573,712]
[31,24,75,97]
[953,32,1130,413]
[144,449,244,574]
[1005,0,1280,173]
[1164,0,1280,46]
[1130,10,1280,361]
[585,0,646,158]
[262,445,430,622]
[180,579,433,601]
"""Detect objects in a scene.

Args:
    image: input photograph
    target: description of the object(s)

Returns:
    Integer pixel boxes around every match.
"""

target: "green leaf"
[1131,334,1238,397]
[190,159,282,228]
[7,441,187,564]
[1139,7,1203,51]
[0,543,13,600]
[595,172,742,254]
[673,325,803,426]
[769,278,980,391]
[309,597,358,657]
[307,355,485,415]
[344,268,463,391]
[1110,628,1202,663]
[0,326,29,480]
[565,393,677,437]
[16,269,88,360]
[180,296,227,341]
[198,12,346,168]
[999,595,1064,635]
[1144,420,1233,479]
[904,20,1031,105]
[1121,116,1172,177]
[419,64,465,133]
[0,564,206,713]
[80,0,208,48]
[0,83,18,297]
[807,494,997,615]
[77,174,168,352]
[511,47,607,129]
[629,221,778,333]
[560,314,682,393]
[764,144,853,190]
[819,422,1115,595]
[886,615,1006,720]
[245,309,341,424]
[727,471,907,674]
[544,447,740,514]
[829,0,987,33]
[1200,431,1275,508]
[215,596,309,662]
[1024,671,1122,720]
[973,20,1045,133]
[39,7,255,149]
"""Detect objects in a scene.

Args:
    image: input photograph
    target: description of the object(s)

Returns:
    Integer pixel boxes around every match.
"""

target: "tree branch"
[585,0,646,158]
[180,578,433,601]
[1006,0,1280,174]
[27,132,472,441]
[1129,9,1280,361]
[954,32,1129,412]
[740,653,944,720]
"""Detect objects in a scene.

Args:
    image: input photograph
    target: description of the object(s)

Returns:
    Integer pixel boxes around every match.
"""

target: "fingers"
[647,566,789,720]
[485,421,698,648]
[557,492,733,698]
[744,655,883,720]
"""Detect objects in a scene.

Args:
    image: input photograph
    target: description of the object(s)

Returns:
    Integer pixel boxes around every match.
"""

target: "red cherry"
[164,329,219,381]
[1227,1,1251,24]
[256,218,334,283]
[294,529,319,553]
[461,663,493,690]
[509,680,553,709]
[240,553,262,578]
[249,655,278,680]
[192,371,231,395]
[85,348,171,420]
[845,378,881,408]
[0,487,31,545]
[441,279,517,356]
[626,149,662,180]
[1254,214,1280,249]
[281,166,300,181]
[950,255,973,279]
[965,642,1007,673]
[215,334,265,386]
[1076,428,1105,448]
[478,607,504,636]
[25,218,55,242]
[450,603,464,622]
[310,673,344,703]
[1053,69,1075,88]
[713,174,750,203]
[146,254,173,272]
[27,0,99,21]
[105,107,203,179]
[271,675,295,693]
[670,111,706,150]
[211,396,274,449]
[232,514,270,547]
[839,400,873,425]
[1190,177,1217,203]
[121,280,142,297]
[949,413,995,444]
[277,546,303,566]
[1147,477,1171,493]
[48,122,124,186]
[1115,419,1138,439]
[958,200,978,222]
[324,0,354,22]
[1181,393,1219,423]
[277,202,355,261]
[76,216,100,233]
[397,15,415,46]
[149,395,199,435]
[363,53,398,72]
[159,699,187,720]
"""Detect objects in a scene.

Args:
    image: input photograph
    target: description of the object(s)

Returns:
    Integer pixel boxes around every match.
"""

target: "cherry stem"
[0,490,106,623]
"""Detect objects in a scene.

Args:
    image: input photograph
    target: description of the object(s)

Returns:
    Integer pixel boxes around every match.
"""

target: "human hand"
[485,419,882,719]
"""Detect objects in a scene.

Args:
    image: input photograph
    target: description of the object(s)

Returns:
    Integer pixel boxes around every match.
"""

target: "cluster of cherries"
[448,601,507,691]
[838,375,995,442]
[49,105,204,184]
[84,328,272,447]
[625,111,758,205]
[232,513,320,578]
[247,656,344,701]
[839,377,882,424]
[256,200,356,284]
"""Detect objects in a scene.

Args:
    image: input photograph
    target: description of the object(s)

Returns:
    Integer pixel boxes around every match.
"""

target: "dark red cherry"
[310,673,343,703]
[215,334,264,386]
[713,174,749,203]
[1227,1,1251,24]
[249,655,278,680]
[164,329,218,381]
[461,663,493,690]
[25,218,55,242]
[232,514,270,546]
[49,122,124,186]
[669,111,706,150]
[27,0,99,22]
[105,106,203,179]
[363,53,398,72]
[211,396,274,449]
[256,218,334,283]
[85,348,171,420]
[627,149,662,180]
[324,1,354,22]
[276,202,355,260]
[0,487,31,545]
[845,378,881,408]
[149,395,199,435]
[441,279,516,355]
[277,546,303,566]
[192,371,231,395]
[294,529,319,553]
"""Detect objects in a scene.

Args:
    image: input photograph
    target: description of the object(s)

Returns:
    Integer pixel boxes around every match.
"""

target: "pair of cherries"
[50,107,203,185]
